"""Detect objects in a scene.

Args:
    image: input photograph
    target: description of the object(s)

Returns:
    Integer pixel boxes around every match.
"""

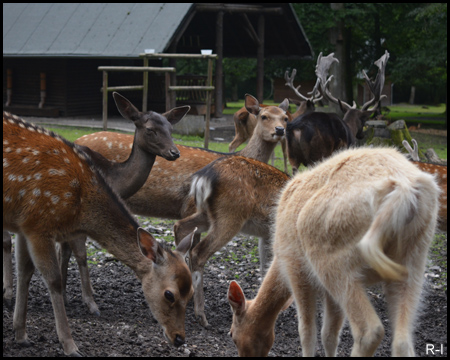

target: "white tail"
[228,147,440,357]
[3,112,195,355]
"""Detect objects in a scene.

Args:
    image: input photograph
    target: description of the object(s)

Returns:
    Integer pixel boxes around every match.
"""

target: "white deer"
[228,147,440,357]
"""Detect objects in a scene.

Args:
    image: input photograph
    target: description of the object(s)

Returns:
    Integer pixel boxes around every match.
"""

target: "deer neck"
[237,132,278,163]
[248,257,292,328]
[83,189,150,279]
[104,133,156,200]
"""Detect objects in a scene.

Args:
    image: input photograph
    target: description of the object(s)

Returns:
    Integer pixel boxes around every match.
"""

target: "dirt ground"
[3,219,447,357]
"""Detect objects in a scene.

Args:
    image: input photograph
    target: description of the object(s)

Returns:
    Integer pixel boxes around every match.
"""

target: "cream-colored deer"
[228,147,440,357]
[56,94,289,315]
[3,112,195,356]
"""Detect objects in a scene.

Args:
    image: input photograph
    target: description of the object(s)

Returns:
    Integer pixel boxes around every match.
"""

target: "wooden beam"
[195,4,283,14]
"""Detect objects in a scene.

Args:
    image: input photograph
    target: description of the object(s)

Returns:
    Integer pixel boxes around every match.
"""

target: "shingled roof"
[3,3,312,59]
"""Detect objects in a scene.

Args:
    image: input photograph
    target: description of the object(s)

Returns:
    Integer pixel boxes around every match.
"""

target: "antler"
[361,50,389,111]
[402,139,420,161]
[315,52,356,110]
[285,69,322,103]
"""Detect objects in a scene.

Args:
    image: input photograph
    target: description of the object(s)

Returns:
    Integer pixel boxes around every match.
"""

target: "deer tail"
[358,174,437,282]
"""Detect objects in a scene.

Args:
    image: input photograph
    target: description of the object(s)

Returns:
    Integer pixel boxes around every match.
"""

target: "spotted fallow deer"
[173,156,290,327]
[228,147,440,357]
[55,94,288,315]
[2,92,190,314]
[403,139,447,231]
[3,112,196,356]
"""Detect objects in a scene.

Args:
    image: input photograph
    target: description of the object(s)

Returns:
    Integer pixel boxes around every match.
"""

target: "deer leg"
[383,274,424,356]
[13,233,35,347]
[258,235,272,276]
[321,292,345,357]
[3,230,14,308]
[283,259,318,357]
[69,236,100,316]
[21,233,82,356]
[189,216,245,328]
[333,282,384,357]
[58,241,72,307]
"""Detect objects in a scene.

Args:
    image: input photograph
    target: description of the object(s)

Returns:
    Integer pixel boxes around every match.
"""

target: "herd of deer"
[3,51,447,357]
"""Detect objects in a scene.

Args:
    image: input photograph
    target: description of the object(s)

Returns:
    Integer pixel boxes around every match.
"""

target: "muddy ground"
[3,215,447,357]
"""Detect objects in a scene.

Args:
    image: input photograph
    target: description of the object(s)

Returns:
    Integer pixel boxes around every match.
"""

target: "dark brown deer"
[228,147,440,357]
[3,92,190,314]
[3,112,196,356]
[53,94,288,315]
[286,51,389,172]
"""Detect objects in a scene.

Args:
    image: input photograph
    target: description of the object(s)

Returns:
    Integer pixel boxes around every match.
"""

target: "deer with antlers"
[403,139,447,231]
[228,146,440,357]
[3,93,190,314]
[286,51,389,172]
[3,112,197,356]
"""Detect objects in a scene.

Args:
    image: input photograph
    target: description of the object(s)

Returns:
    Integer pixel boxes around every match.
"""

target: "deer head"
[113,92,190,161]
[244,94,289,144]
[138,228,196,347]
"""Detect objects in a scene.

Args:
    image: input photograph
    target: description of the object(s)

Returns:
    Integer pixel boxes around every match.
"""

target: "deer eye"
[146,128,157,136]
[164,290,175,303]
[261,115,267,120]
[284,117,289,123]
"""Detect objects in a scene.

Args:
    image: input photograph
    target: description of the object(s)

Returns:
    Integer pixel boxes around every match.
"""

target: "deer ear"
[245,94,261,116]
[137,227,164,264]
[228,280,246,316]
[175,227,197,260]
[113,92,142,123]
[162,105,191,126]
[279,98,289,112]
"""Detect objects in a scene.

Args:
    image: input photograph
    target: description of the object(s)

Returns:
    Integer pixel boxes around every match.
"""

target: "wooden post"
[214,10,224,117]
[204,58,214,149]
[102,70,108,130]
[38,72,46,108]
[165,72,171,112]
[142,57,148,112]
[256,14,265,103]
[6,69,12,106]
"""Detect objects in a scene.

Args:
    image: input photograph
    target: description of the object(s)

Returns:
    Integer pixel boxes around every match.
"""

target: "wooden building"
[3,3,312,117]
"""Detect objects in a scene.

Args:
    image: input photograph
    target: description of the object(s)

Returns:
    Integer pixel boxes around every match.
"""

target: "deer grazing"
[3,112,196,356]
[173,155,290,327]
[403,139,447,231]
[3,92,190,314]
[53,94,288,315]
[285,51,389,171]
[228,147,440,357]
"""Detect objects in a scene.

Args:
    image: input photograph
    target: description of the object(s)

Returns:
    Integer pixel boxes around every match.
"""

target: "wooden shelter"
[3,3,312,117]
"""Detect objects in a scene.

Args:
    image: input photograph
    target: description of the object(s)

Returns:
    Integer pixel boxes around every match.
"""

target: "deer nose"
[275,127,285,136]
[174,334,185,347]
[169,148,180,159]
